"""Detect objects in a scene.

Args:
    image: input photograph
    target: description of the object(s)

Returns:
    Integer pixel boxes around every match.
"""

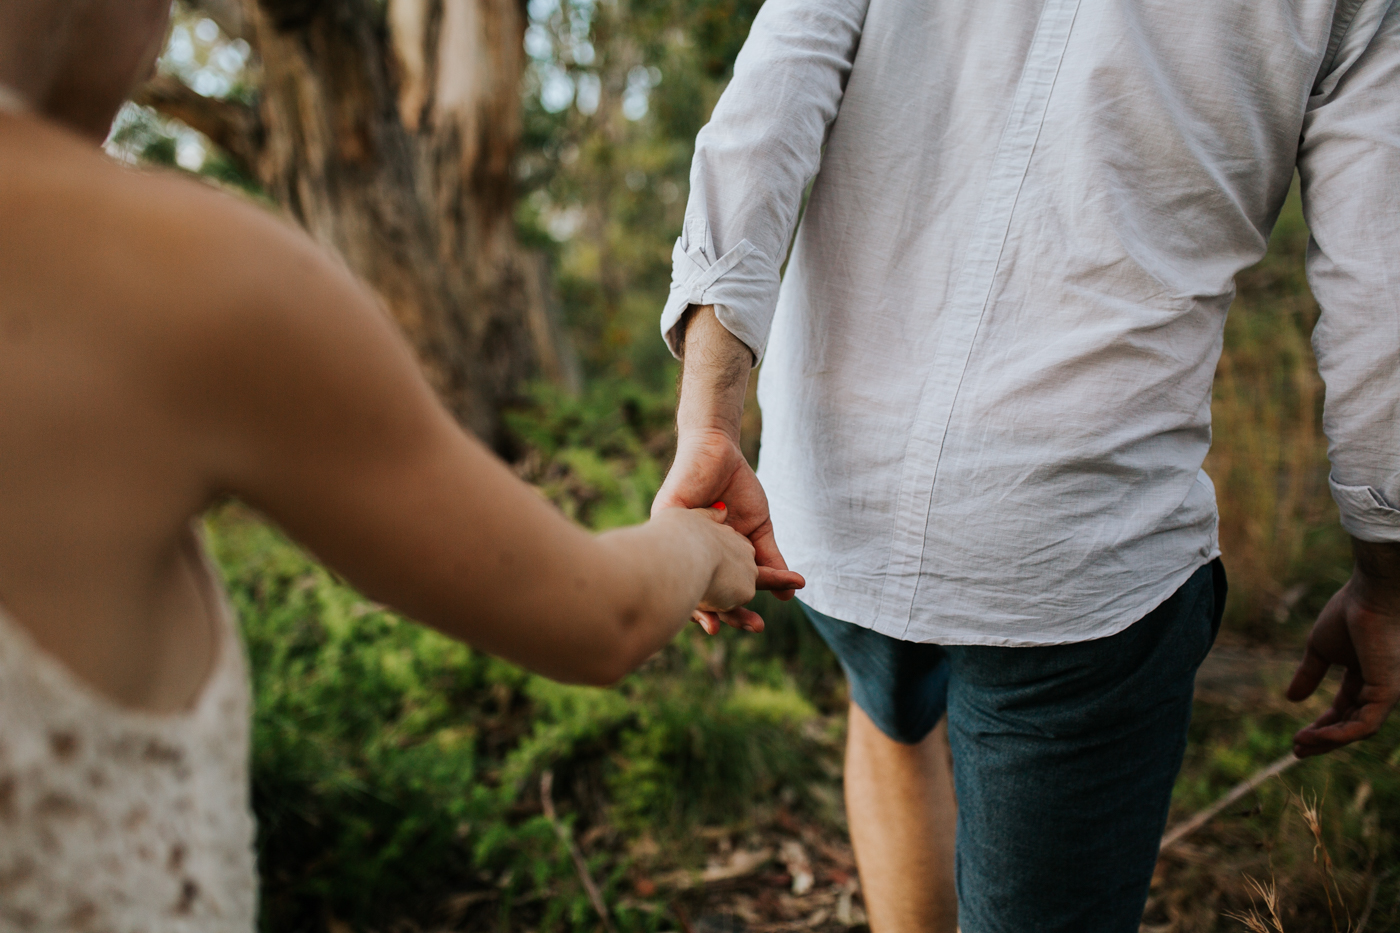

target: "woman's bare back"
[0,114,225,712]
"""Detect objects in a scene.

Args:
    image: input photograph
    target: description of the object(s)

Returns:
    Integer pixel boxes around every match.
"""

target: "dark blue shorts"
[801,559,1225,933]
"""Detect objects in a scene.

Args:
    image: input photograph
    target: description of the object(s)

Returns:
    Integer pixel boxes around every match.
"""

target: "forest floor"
[592,647,1386,933]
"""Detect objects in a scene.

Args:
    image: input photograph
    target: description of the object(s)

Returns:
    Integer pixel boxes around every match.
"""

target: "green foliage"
[610,682,823,828]
[505,381,675,528]
[214,517,508,930]
[1206,182,1352,637]
[106,102,263,194]
[106,105,181,166]
[208,499,835,932]
[516,0,765,387]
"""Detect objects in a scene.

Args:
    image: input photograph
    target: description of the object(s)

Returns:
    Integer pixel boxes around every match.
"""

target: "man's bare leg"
[845,703,958,933]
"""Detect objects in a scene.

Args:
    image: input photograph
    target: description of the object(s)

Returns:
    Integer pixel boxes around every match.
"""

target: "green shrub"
[209,495,836,931]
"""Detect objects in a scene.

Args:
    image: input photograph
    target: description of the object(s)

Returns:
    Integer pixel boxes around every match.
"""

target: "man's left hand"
[1287,539,1400,757]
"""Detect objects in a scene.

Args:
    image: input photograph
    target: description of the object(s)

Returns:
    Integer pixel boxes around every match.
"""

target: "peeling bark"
[156,0,572,446]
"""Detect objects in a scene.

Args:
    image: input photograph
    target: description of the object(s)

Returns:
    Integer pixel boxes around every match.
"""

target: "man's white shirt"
[662,0,1400,645]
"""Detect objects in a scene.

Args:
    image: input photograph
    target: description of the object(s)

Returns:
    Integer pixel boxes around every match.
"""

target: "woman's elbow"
[575,647,640,688]
[578,604,659,687]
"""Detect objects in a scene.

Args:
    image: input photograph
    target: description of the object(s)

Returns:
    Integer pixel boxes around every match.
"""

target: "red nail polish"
[714,501,726,510]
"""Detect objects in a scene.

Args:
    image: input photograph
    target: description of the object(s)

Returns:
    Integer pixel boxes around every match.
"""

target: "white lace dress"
[0,547,258,932]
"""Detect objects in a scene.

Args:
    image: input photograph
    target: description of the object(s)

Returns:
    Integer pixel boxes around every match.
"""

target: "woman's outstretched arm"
[159,188,801,685]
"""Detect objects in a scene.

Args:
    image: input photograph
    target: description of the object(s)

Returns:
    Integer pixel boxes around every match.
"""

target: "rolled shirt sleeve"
[1299,0,1400,542]
[661,0,871,363]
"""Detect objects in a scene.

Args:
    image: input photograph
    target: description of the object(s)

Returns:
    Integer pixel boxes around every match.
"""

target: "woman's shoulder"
[0,112,378,399]
[0,112,326,307]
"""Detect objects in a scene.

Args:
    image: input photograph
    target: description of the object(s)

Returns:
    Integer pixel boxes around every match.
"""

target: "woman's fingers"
[684,501,779,634]
[692,609,721,635]
[693,606,766,634]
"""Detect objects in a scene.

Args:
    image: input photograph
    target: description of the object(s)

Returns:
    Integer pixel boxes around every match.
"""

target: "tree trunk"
[146,0,573,446]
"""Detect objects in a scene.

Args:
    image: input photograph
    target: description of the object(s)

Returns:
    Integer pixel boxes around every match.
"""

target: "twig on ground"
[1160,751,1300,852]
[780,839,815,895]
[441,889,498,925]
[652,847,776,892]
[541,770,618,933]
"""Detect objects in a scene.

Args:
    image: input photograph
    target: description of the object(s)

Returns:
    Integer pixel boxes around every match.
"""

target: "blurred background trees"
[132,0,574,443]
[122,0,763,439]
[110,2,1398,930]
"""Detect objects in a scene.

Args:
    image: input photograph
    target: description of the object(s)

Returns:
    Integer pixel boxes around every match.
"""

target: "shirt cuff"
[660,219,780,365]
[1330,476,1400,543]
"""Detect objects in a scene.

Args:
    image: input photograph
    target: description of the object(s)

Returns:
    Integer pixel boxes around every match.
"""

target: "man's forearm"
[677,304,753,441]
[1352,538,1400,610]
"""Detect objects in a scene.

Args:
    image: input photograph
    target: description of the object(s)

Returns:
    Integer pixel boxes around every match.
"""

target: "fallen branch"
[1160,751,1301,852]
[651,846,775,892]
[541,770,617,933]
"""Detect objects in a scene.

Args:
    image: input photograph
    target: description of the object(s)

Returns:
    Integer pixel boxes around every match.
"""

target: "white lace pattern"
[0,546,257,932]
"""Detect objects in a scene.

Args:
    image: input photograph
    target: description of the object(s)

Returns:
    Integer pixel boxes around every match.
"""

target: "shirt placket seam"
[872,0,1084,639]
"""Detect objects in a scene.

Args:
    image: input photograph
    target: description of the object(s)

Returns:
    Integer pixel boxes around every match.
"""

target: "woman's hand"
[653,504,804,635]
[694,504,761,609]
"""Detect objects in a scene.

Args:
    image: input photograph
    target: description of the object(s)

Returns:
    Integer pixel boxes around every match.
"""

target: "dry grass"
[1151,760,1397,932]
[1218,788,1382,933]
[1203,181,1350,638]
[1227,876,1286,933]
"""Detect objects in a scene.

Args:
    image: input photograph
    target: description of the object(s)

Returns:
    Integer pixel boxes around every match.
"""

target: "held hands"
[675,503,761,615]
[653,430,805,634]
[656,304,805,635]
[1287,540,1400,757]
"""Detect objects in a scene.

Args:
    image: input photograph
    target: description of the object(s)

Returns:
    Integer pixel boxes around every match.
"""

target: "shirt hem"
[798,549,1221,647]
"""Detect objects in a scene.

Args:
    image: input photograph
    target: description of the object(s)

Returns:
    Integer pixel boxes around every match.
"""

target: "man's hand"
[1287,539,1400,757]
[654,305,804,635]
[656,428,802,632]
